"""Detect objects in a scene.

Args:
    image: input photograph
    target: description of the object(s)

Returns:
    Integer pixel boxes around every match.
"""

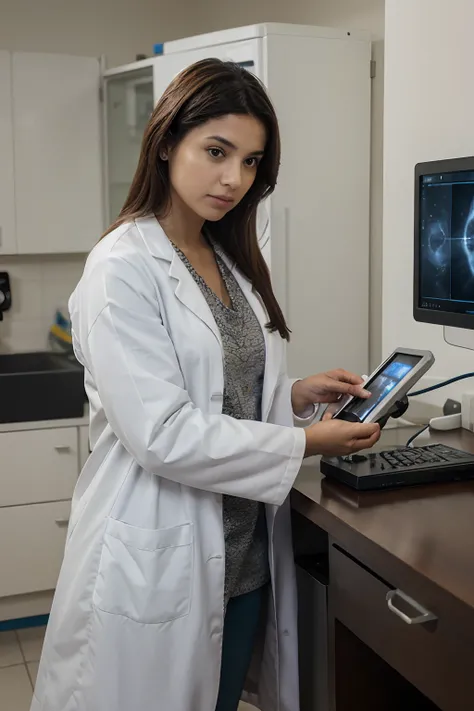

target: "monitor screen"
[342,353,422,421]
[414,157,474,329]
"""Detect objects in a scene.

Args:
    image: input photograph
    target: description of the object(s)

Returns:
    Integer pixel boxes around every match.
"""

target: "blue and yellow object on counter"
[49,307,73,353]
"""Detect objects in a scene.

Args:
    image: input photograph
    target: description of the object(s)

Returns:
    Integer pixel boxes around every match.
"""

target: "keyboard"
[320,444,474,491]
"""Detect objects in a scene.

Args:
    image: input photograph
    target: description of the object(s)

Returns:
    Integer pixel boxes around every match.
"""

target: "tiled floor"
[0,626,45,710]
[0,626,258,710]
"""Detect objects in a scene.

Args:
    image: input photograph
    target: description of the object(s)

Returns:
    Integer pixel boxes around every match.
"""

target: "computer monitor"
[414,156,474,350]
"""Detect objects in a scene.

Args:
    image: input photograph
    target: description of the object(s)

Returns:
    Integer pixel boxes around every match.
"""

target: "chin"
[198,207,232,223]
[204,213,227,223]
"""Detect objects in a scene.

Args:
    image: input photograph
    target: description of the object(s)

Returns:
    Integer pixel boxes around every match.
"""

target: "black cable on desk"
[406,425,429,447]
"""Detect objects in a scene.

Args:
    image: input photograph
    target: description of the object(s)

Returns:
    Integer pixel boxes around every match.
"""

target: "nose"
[221,159,242,191]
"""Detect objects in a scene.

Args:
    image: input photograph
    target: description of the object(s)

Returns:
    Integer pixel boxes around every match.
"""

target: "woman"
[31,59,379,711]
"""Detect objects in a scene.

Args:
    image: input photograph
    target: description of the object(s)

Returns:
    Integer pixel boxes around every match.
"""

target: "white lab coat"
[30,217,308,711]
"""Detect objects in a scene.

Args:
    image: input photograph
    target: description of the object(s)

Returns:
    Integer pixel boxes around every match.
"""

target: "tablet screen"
[343,353,422,421]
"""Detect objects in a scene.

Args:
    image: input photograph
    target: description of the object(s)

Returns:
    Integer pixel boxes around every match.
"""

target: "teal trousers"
[215,586,266,711]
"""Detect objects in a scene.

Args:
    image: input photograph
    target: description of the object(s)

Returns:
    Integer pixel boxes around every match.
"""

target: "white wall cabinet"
[12,53,103,254]
[0,51,103,255]
[0,51,16,255]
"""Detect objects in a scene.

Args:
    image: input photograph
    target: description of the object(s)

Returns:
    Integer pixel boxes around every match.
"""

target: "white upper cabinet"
[0,51,16,255]
[11,52,103,254]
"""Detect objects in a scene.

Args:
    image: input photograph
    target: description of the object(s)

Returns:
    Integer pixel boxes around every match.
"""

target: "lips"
[208,195,235,205]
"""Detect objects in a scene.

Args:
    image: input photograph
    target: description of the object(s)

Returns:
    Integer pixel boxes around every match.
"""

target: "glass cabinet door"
[104,67,154,223]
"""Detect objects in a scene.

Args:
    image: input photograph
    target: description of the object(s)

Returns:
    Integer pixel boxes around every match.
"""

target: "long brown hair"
[105,58,289,339]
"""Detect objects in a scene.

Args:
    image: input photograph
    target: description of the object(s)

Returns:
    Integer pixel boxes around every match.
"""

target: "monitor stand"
[429,327,474,432]
[444,326,474,351]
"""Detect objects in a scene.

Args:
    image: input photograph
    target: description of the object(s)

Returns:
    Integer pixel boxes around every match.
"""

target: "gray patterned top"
[172,241,270,603]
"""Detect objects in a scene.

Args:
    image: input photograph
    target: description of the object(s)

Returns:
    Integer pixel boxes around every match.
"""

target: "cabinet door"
[0,500,71,597]
[104,66,154,224]
[12,53,103,254]
[0,427,78,507]
[0,51,17,255]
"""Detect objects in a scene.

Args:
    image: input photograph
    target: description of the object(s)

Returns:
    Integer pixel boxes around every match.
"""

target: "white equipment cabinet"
[104,23,372,378]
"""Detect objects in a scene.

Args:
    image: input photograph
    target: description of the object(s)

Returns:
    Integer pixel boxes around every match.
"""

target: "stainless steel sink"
[0,351,85,424]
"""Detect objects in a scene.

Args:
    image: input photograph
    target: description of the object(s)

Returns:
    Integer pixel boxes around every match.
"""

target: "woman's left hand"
[291,369,370,418]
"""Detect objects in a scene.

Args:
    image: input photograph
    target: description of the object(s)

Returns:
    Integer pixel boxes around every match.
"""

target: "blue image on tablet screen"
[347,355,420,421]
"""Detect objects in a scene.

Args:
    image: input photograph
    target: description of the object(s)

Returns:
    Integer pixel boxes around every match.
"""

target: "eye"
[244,157,260,168]
[208,147,225,159]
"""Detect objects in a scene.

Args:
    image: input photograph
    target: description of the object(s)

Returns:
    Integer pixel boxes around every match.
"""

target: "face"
[166,114,266,222]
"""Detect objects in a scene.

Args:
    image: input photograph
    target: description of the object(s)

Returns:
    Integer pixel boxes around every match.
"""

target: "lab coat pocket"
[93,518,193,624]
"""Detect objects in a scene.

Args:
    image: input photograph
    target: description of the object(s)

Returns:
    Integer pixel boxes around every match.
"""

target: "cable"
[406,425,429,447]
[409,372,474,397]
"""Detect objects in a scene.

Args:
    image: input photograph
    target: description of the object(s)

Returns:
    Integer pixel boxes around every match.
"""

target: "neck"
[158,191,206,251]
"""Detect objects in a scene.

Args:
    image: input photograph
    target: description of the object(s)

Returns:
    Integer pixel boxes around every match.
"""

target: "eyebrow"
[206,135,265,156]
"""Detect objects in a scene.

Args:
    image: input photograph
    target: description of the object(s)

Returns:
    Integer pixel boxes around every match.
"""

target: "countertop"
[0,410,89,433]
[292,427,474,613]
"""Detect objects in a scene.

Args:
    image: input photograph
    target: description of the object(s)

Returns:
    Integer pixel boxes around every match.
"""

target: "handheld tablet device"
[332,348,435,425]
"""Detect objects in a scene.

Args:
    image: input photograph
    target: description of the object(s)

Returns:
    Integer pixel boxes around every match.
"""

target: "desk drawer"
[330,544,474,711]
[0,427,78,506]
[0,501,70,597]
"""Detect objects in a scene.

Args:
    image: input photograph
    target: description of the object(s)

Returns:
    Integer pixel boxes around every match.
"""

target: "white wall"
[383,0,474,404]
[178,0,385,369]
[185,0,383,37]
[0,0,196,67]
[0,255,86,353]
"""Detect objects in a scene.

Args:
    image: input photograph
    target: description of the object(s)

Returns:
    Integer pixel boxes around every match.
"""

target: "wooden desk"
[291,429,474,711]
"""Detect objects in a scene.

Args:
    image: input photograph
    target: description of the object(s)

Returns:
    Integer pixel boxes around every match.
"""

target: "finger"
[320,379,359,397]
[325,403,340,418]
[351,431,380,452]
[327,369,365,386]
[350,384,371,399]
[322,381,371,400]
[350,423,380,439]
[322,411,333,421]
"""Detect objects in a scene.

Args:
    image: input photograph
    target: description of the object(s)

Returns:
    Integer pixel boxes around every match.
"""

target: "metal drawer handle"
[55,518,70,527]
[54,445,71,453]
[386,589,437,625]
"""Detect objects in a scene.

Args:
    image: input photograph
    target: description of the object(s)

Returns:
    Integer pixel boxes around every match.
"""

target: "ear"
[160,133,177,162]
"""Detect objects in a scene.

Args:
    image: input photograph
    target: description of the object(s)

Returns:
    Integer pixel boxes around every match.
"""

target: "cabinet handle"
[386,589,437,625]
[54,445,71,453]
[55,518,70,527]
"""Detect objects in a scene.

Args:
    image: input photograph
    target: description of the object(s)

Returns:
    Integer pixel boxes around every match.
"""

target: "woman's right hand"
[304,417,380,458]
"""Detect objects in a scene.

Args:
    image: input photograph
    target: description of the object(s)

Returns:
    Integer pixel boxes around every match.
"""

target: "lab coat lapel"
[168,252,223,347]
[136,216,222,348]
